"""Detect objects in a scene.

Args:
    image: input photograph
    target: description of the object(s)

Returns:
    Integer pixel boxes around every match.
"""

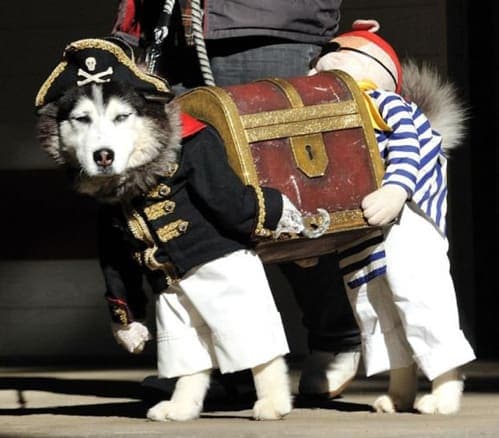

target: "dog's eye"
[114,113,131,123]
[71,115,91,124]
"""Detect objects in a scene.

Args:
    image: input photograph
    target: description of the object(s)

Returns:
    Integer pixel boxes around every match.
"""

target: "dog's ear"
[35,103,66,165]
[36,102,58,118]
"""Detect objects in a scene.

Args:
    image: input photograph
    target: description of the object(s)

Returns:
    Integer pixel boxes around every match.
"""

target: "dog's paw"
[373,394,397,413]
[415,391,461,415]
[373,393,414,413]
[147,400,201,422]
[253,395,292,421]
[415,374,463,415]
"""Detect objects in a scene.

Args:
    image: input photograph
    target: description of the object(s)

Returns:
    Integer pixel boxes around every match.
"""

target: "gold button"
[164,201,175,213]
[165,163,179,177]
[158,184,170,197]
[177,221,188,233]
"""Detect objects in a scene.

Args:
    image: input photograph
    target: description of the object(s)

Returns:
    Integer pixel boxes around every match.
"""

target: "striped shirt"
[339,89,448,290]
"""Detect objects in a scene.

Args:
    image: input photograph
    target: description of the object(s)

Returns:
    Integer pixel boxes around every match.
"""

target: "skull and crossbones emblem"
[76,56,114,86]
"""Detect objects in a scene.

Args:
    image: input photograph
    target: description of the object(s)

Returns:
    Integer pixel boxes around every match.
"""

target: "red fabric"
[107,297,128,306]
[112,0,142,38]
[181,112,206,138]
[341,30,402,93]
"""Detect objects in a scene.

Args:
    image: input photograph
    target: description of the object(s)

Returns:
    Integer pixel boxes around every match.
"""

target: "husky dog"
[35,38,303,421]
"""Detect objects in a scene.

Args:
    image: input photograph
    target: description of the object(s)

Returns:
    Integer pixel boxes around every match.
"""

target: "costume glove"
[111,321,153,354]
[273,194,305,238]
[361,184,408,226]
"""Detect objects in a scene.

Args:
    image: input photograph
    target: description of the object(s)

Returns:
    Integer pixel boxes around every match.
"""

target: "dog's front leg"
[252,356,292,420]
[147,369,211,421]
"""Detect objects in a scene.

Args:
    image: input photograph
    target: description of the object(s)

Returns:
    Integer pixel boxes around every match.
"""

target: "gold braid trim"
[124,207,156,246]
[157,220,189,242]
[35,61,68,107]
[253,185,273,238]
[123,204,180,285]
[144,200,176,221]
[35,38,170,107]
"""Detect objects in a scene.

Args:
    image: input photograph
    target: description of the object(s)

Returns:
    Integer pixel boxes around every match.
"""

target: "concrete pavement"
[1,360,499,438]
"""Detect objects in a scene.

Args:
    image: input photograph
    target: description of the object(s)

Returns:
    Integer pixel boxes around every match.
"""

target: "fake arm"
[97,205,153,353]
[97,204,148,325]
[362,92,421,225]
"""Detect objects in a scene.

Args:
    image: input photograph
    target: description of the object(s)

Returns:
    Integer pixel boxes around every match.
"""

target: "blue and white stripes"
[338,231,386,290]
[339,89,448,291]
[371,89,447,235]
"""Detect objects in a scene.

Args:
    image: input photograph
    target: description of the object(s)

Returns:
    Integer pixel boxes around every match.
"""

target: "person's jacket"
[112,0,342,47]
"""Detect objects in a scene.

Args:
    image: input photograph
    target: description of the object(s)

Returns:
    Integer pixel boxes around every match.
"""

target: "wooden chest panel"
[177,71,383,263]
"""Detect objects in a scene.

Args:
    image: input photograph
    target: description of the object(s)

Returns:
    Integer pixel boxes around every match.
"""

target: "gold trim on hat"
[35,61,68,108]
[35,38,170,107]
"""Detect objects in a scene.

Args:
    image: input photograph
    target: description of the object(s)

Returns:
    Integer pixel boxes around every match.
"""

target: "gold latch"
[290,133,328,178]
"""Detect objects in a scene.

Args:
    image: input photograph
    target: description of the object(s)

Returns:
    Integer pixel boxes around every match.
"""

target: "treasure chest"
[177,70,384,264]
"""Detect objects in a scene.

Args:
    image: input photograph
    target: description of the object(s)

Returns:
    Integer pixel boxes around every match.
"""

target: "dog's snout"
[93,148,115,168]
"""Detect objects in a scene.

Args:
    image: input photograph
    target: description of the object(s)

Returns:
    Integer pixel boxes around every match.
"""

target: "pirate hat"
[35,37,174,108]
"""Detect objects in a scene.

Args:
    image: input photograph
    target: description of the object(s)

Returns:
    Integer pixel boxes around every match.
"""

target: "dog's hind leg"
[415,368,463,414]
[147,369,211,421]
[251,356,292,420]
[373,363,418,413]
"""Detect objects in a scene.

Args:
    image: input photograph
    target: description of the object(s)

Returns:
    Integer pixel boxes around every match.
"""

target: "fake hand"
[111,321,153,354]
[273,195,304,238]
[361,185,408,226]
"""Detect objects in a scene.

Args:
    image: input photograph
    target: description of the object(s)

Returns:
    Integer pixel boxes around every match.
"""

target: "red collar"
[181,112,206,139]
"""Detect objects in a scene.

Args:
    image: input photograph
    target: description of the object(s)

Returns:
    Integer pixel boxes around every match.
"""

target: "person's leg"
[208,37,320,85]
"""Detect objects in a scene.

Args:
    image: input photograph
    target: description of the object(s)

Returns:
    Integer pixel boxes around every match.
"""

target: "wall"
[1,0,476,365]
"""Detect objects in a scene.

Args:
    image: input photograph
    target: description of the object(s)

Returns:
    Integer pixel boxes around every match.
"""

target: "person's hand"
[111,321,152,354]
[273,195,304,237]
[361,185,408,226]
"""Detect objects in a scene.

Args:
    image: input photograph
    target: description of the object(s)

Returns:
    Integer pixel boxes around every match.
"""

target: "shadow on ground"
[1,369,498,419]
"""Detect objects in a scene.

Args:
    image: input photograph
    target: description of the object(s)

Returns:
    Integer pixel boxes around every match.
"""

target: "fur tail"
[401,59,468,155]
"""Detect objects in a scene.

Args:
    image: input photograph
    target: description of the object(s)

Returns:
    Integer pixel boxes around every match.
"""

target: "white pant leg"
[345,275,414,376]
[156,249,289,378]
[156,285,217,379]
[384,203,475,380]
[180,249,289,374]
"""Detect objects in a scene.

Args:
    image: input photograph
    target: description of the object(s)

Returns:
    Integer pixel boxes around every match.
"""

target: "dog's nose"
[93,148,115,168]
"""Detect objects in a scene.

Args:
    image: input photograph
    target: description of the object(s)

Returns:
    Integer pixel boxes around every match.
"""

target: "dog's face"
[37,81,181,200]
[58,84,153,176]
